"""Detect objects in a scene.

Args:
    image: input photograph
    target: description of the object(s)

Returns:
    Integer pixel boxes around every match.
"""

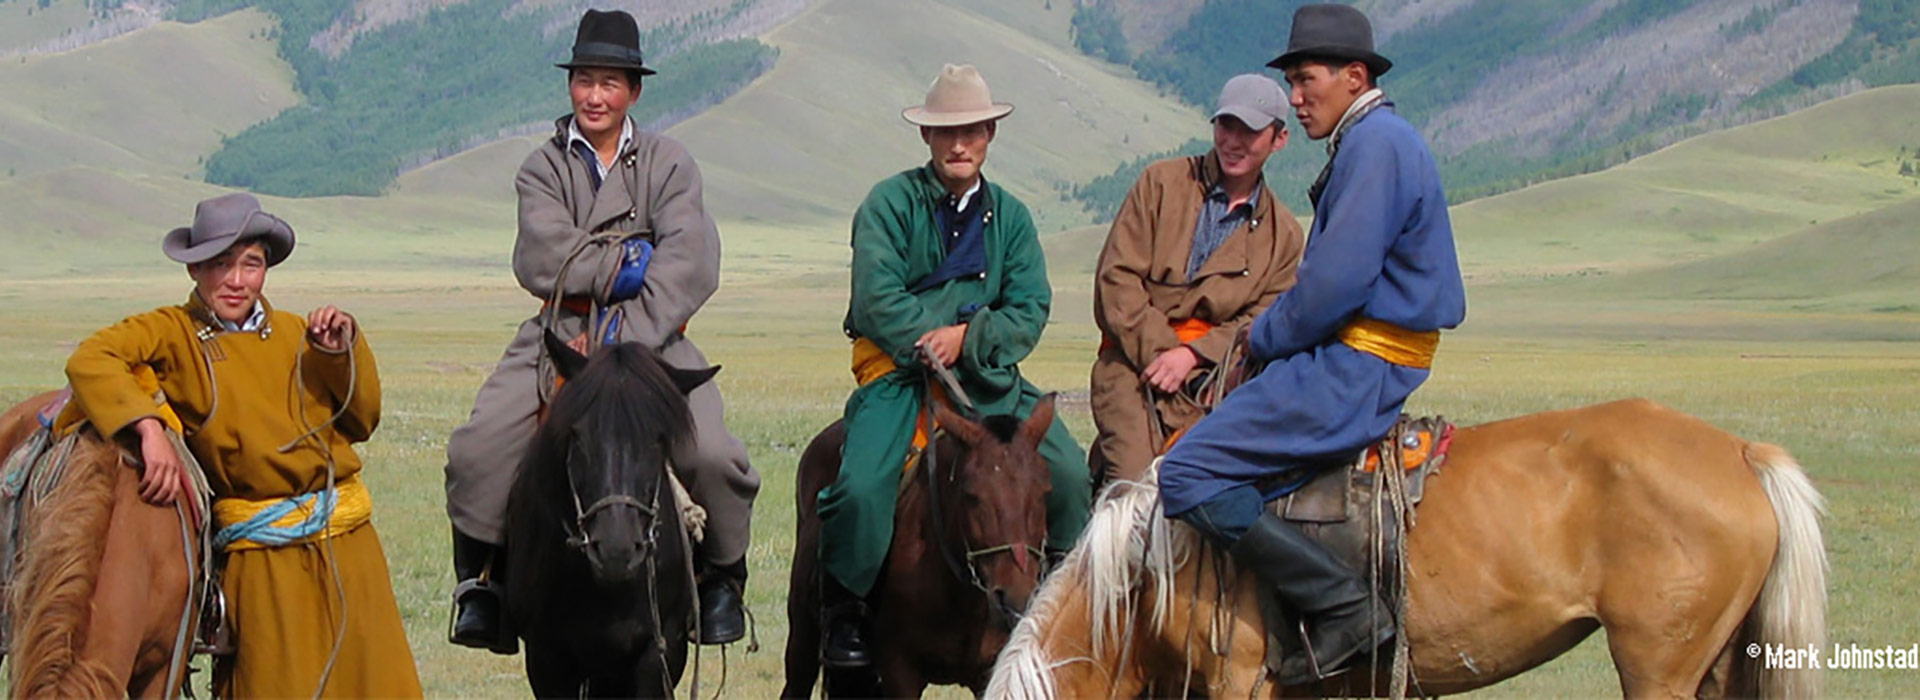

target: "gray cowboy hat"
[902,64,1014,127]
[555,9,656,76]
[162,192,296,266]
[1267,4,1393,78]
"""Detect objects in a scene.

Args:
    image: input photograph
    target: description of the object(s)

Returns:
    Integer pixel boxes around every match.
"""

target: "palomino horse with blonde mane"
[988,399,1827,699]
[0,391,207,698]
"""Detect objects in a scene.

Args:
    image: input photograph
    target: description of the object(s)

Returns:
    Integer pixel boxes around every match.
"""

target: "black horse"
[504,333,718,698]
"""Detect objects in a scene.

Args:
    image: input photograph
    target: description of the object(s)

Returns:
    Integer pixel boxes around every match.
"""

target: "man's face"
[569,68,640,141]
[1283,62,1366,140]
[1213,116,1286,181]
[188,242,268,323]
[921,121,996,190]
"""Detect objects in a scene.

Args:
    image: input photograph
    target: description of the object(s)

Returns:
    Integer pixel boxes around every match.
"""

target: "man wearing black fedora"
[1155,3,1466,687]
[444,8,760,652]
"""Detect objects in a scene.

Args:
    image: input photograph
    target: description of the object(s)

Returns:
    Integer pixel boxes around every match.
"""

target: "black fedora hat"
[1267,4,1392,78]
[555,9,656,75]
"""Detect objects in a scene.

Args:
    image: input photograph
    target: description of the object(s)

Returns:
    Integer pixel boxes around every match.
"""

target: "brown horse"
[1,391,205,698]
[988,399,1827,699]
[784,396,1060,698]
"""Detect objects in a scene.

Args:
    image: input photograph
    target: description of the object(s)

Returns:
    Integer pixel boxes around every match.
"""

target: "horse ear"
[544,330,589,381]
[931,396,989,446]
[1019,393,1057,448]
[665,364,720,395]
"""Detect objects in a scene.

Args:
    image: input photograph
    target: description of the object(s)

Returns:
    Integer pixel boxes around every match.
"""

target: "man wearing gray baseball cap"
[1089,73,1306,486]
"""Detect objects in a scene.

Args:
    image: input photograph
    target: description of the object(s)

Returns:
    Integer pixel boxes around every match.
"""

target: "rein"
[917,347,1041,630]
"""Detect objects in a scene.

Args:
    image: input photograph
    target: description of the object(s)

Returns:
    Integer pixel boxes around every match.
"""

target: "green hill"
[412,0,1207,232]
[0,9,296,179]
[1585,196,1920,312]
[1067,0,1920,217]
[1451,84,1920,281]
[669,0,1203,232]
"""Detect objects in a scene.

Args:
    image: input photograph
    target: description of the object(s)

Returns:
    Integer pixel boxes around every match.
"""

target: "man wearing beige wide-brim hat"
[812,64,1091,668]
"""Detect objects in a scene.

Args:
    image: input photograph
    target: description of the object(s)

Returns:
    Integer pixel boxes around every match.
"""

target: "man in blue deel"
[1156,3,1466,686]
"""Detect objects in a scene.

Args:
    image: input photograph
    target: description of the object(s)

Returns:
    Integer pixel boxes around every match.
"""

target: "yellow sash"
[212,474,372,552]
[851,338,955,474]
[1337,318,1440,369]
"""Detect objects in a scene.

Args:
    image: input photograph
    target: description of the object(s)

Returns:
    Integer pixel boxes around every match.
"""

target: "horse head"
[539,331,717,586]
[929,394,1056,629]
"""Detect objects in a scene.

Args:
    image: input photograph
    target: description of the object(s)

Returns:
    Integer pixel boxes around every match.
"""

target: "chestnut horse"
[1,391,206,698]
[988,399,1827,699]
[784,395,1059,698]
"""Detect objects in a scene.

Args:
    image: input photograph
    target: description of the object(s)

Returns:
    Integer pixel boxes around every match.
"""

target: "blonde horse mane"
[8,430,124,698]
[988,460,1198,700]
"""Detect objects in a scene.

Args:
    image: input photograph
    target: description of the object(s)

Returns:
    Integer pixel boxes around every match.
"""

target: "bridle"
[557,435,664,561]
[554,427,685,699]
[918,347,1045,631]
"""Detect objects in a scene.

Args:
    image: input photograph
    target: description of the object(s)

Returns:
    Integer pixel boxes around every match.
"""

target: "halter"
[557,437,665,559]
[918,347,1045,631]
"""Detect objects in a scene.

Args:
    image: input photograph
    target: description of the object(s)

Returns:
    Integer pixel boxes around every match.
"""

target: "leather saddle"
[1255,415,1454,677]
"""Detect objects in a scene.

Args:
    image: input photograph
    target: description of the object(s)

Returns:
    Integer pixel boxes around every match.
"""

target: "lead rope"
[162,431,212,699]
[281,338,358,700]
[1367,423,1414,700]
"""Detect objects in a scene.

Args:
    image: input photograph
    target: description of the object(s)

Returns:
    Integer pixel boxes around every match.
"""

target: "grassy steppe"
[1,237,1914,696]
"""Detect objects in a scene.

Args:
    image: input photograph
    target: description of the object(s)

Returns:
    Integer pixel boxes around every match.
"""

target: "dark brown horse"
[784,395,1059,698]
[988,399,1827,699]
[1,391,206,698]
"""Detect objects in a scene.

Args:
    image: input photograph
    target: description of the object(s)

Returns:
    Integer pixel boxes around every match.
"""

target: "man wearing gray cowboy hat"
[1089,73,1307,486]
[1156,2,1465,686]
[63,192,423,696]
[443,7,760,652]
[815,64,1092,668]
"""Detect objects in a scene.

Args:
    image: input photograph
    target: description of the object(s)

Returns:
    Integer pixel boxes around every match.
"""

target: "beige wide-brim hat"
[902,64,1014,127]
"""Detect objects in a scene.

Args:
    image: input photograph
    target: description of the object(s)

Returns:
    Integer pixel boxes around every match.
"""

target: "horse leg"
[822,665,883,699]
[875,649,927,699]
[782,517,823,699]
[523,640,580,699]
[88,465,189,697]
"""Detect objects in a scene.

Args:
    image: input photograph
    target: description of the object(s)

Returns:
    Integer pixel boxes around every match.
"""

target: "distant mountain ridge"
[1067,0,1920,216]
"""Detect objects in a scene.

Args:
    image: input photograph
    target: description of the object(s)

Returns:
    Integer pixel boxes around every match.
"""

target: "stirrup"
[193,584,235,657]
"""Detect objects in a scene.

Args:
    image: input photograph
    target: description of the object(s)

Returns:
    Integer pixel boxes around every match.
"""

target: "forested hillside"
[170,0,785,196]
[1067,0,1920,218]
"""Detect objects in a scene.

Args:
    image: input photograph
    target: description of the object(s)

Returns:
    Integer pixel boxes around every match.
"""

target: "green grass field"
[1,233,1915,696]
[2,3,1918,696]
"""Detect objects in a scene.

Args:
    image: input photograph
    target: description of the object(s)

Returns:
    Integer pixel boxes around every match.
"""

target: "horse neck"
[991,560,1149,699]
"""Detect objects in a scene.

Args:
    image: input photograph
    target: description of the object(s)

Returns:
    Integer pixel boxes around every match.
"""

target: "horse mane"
[988,459,1200,700]
[8,429,125,697]
[979,414,1023,444]
[505,343,696,619]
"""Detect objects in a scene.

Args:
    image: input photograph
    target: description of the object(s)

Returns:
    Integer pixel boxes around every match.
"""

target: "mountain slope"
[1450,84,1920,280]
[665,0,1204,231]
[0,9,296,180]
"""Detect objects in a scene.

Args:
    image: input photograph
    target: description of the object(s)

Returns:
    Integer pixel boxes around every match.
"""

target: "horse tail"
[8,432,122,698]
[1739,442,1828,699]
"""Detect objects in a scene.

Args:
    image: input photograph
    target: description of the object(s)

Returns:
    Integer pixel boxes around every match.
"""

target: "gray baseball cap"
[1212,74,1287,131]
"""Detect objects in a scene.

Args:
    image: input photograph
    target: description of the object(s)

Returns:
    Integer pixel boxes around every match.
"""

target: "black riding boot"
[449,529,516,654]
[697,558,748,645]
[1230,512,1394,686]
[819,575,872,668]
